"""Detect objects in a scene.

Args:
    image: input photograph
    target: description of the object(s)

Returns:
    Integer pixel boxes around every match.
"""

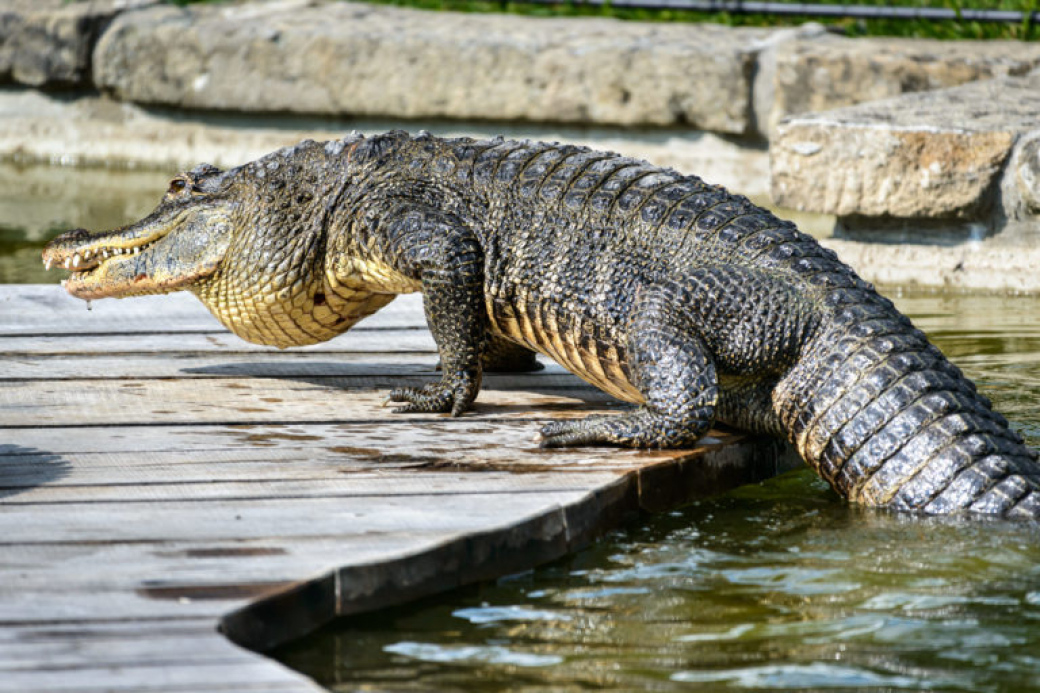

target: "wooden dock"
[0,284,797,692]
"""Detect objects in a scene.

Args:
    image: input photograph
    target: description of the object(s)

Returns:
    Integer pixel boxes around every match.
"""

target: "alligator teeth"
[45,258,52,271]
[64,257,71,269]
[102,250,109,259]
[133,247,140,254]
[83,250,91,259]
[72,254,82,268]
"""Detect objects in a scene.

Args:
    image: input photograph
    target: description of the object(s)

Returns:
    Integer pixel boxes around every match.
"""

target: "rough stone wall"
[766,35,1040,138]
[90,0,765,133]
[3,0,1040,289]
[4,0,1038,140]
[0,0,157,87]
[771,75,1040,235]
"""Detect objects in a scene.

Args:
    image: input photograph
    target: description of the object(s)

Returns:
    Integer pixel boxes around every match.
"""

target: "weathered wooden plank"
[0,617,218,646]
[0,421,713,487]
[0,577,355,623]
[0,285,426,334]
[0,440,682,488]
[0,632,324,690]
[0,657,322,693]
[0,490,596,544]
[0,623,249,668]
[1,352,577,381]
[1,351,446,379]
[0,442,686,487]
[3,470,617,505]
[0,363,582,392]
[0,546,441,616]
[3,420,721,457]
[0,617,217,642]
[0,378,619,427]
[0,328,438,355]
[0,536,425,586]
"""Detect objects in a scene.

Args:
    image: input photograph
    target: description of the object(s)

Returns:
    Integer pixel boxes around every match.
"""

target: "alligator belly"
[487,295,642,403]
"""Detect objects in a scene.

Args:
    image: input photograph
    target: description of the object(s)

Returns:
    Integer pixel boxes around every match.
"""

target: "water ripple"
[670,662,924,689]
[384,641,563,667]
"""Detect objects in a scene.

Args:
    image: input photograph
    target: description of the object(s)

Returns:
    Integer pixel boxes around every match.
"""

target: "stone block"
[765,34,1040,138]
[93,0,771,133]
[771,75,1040,224]
[0,0,155,88]
[1003,130,1040,223]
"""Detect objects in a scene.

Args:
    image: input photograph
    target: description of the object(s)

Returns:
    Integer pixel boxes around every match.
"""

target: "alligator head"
[42,164,233,300]
[41,137,398,349]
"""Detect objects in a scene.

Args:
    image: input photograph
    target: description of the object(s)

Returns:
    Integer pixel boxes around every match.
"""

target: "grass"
[169,0,1040,40]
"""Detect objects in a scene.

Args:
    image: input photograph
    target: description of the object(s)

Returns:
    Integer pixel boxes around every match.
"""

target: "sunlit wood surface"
[0,285,796,692]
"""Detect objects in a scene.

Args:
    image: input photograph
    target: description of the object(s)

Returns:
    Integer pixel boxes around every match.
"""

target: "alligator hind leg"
[540,289,718,448]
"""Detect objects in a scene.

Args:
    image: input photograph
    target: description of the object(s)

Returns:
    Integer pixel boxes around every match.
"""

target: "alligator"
[43,131,1040,520]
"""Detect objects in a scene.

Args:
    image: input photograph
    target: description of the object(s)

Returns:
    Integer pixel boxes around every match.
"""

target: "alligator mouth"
[42,222,172,298]
[42,203,232,301]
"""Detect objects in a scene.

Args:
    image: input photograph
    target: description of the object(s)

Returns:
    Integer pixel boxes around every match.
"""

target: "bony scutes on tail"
[43,130,1040,520]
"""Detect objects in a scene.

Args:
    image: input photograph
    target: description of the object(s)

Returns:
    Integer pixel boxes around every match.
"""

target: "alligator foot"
[386,373,480,417]
[539,408,709,448]
[541,285,719,449]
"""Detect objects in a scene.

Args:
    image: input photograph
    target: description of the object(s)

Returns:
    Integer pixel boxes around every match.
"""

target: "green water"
[5,164,1039,692]
[273,294,1040,691]
[0,162,170,283]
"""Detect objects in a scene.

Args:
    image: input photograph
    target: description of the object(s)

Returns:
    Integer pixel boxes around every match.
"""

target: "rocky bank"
[2,0,1039,291]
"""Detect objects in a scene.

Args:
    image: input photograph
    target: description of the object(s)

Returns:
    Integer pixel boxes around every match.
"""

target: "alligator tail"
[777,291,1040,521]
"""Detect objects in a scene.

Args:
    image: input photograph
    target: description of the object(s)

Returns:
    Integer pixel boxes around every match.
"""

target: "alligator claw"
[540,409,709,449]
[386,384,470,416]
[539,416,613,448]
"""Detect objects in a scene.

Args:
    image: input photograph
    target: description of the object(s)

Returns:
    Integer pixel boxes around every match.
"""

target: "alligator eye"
[167,179,187,195]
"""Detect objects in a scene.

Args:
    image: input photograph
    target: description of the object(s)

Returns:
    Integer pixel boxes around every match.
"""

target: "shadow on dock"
[0,444,72,500]
[182,360,616,404]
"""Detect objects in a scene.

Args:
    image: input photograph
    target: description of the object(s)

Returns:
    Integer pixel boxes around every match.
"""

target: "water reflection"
[0,162,168,283]
[275,293,1040,692]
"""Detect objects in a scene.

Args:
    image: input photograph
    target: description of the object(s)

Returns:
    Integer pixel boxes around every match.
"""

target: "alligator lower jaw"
[42,228,167,298]
[44,241,154,273]
[56,255,152,300]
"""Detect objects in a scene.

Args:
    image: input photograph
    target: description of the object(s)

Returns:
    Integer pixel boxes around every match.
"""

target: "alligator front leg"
[540,287,719,448]
[381,205,488,417]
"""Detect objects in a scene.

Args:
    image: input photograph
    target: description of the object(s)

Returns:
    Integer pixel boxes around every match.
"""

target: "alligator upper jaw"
[42,223,175,299]
[43,228,155,273]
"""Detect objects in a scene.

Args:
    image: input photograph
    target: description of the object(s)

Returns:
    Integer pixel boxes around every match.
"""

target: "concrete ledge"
[822,238,1040,295]
[0,88,774,197]
[4,0,1039,141]
[767,34,1040,138]
[92,0,769,133]
[771,75,1040,229]
[771,74,1040,294]
[0,0,157,87]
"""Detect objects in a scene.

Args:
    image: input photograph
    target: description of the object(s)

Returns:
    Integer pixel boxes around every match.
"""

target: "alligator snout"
[42,228,99,271]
